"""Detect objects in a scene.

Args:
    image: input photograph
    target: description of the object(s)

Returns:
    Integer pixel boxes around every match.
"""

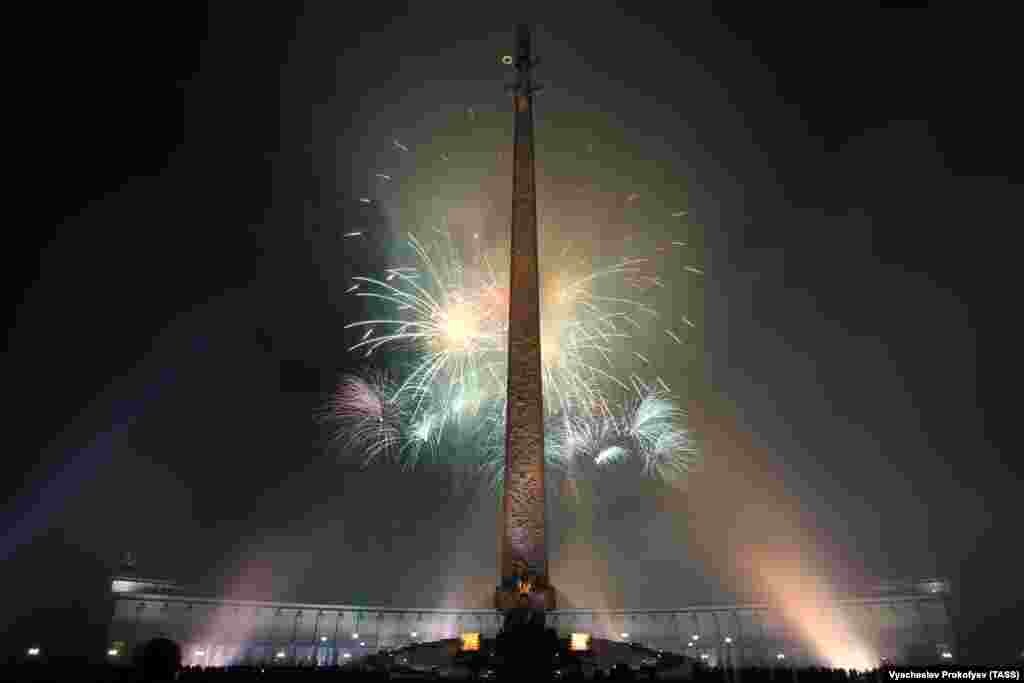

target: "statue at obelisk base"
[495,23,556,612]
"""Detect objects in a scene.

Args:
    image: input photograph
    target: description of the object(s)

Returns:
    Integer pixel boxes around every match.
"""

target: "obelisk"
[496,23,555,611]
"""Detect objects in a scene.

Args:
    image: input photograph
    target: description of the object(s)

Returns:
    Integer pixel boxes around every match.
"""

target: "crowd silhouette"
[0,660,929,683]
[0,658,948,682]
[2,630,958,682]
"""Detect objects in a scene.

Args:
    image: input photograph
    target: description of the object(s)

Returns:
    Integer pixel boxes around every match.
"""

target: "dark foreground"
[6,662,1004,683]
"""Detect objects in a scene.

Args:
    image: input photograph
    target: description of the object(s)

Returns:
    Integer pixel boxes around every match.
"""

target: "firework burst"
[324,224,701,492]
[321,119,703,495]
[319,372,406,466]
[343,231,677,417]
[551,391,697,485]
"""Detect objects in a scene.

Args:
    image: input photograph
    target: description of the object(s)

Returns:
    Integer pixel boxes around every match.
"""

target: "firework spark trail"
[321,373,405,466]
[331,226,703,480]
[477,389,697,493]
[342,235,507,441]
[343,233,666,422]
[322,120,705,491]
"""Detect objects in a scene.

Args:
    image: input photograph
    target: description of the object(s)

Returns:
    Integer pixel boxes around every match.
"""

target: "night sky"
[5,3,1021,665]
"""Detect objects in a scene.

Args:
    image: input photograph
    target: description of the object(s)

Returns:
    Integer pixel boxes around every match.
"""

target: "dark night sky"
[5,3,1021,665]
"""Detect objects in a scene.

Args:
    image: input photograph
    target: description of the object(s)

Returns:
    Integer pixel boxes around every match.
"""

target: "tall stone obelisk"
[496,24,555,611]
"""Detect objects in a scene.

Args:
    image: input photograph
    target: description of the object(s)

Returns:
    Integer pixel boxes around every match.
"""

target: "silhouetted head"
[138,637,181,681]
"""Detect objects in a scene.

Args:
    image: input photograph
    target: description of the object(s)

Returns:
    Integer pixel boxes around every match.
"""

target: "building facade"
[108,575,955,669]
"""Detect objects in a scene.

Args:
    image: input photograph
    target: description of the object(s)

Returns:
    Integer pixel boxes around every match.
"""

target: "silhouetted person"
[137,637,181,682]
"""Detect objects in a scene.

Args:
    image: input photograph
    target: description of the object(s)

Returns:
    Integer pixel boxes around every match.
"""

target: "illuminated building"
[109,567,955,668]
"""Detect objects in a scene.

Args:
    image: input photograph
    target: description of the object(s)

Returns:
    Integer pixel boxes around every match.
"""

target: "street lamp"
[724,637,733,644]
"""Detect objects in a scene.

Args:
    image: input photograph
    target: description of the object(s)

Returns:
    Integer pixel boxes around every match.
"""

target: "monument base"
[495,584,556,611]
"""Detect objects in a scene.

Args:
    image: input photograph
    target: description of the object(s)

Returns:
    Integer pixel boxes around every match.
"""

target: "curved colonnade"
[110,589,954,668]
